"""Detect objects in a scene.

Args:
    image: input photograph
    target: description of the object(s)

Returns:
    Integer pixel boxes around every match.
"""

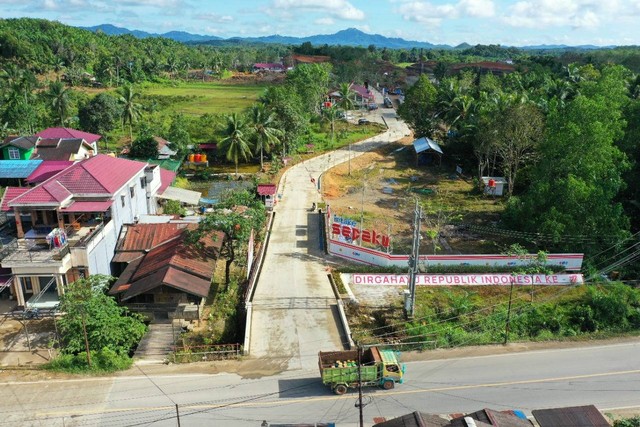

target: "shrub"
[45,348,133,373]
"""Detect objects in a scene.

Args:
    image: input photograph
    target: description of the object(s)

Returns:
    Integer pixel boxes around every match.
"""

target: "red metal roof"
[0,187,30,211]
[257,184,277,196]
[59,200,113,212]
[26,161,74,183]
[199,143,217,150]
[10,154,147,207]
[35,127,101,143]
[159,168,176,194]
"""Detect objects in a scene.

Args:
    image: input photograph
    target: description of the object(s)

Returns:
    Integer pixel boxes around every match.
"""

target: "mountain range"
[81,24,610,50]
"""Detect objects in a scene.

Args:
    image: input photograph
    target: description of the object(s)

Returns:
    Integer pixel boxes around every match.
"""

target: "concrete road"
[2,341,639,426]
[247,91,410,371]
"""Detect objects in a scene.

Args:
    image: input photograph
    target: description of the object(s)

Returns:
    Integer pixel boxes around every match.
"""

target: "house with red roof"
[0,154,176,310]
[35,127,101,154]
[109,223,225,321]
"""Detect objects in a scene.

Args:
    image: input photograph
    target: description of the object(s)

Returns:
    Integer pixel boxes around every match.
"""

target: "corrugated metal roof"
[2,136,38,150]
[31,138,93,161]
[59,200,113,212]
[413,137,443,155]
[0,160,43,178]
[109,227,223,300]
[532,405,610,427]
[373,412,449,427]
[35,127,101,143]
[157,186,202,205]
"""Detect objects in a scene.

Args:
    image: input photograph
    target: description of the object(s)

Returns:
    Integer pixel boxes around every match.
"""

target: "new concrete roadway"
[2,340,639,426]
[246,90,410,371]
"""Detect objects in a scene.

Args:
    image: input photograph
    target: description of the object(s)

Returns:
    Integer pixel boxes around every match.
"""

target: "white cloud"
[314,17,334,25]
[194,13,233,23]
[43,0,58,9]
[396,0,495,25]
[503,0,617,29]
[116,0,183,8]
[459,0,495,18]
[271,0,365,20]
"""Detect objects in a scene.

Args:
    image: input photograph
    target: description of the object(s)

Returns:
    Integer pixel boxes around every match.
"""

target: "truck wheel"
[334,384,348,395]
[382,380,395,390]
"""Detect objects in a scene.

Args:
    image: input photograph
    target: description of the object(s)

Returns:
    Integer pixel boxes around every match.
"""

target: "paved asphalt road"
[247,90,410,371]
[2,340,639,426]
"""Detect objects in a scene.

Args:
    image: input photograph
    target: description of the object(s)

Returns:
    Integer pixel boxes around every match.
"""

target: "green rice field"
[139,81,269,116]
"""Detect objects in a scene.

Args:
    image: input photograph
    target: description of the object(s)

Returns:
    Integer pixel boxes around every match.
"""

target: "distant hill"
[81,24,221,43]
[80,24,617,51]
[82,25,449,49]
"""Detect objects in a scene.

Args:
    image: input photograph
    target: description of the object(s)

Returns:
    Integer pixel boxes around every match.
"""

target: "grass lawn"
[139,81,269,116]
[395,62,414,68]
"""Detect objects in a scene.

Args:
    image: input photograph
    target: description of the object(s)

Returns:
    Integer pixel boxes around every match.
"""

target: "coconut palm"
[45,80,71,126]
[322,106,340,144]
[336,82,355,111]
[219,113,252,175]
[117,85,142,141]
[249,105,282,171]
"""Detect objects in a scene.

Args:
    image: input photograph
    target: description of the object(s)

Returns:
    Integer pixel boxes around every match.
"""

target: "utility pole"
[175,403,181,427]
[406,200,422,319]
[348,143,352,176]
[356,344,364,427]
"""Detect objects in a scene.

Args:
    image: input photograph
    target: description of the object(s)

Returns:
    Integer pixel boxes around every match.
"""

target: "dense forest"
[1,17,639,276]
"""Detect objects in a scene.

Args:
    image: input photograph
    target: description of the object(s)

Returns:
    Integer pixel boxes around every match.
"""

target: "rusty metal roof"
[532,405,610,427]
[110,224,225,300]
[373,412,449,427]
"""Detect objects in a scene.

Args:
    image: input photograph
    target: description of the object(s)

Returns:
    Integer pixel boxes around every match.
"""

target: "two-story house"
[0,154,175,309]
[35,127,101,154]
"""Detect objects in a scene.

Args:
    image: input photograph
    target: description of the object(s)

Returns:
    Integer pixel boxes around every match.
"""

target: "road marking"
[34,368,640,419]
[405,340,640,364]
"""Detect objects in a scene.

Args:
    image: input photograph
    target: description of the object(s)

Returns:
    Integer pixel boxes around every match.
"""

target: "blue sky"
[1,0,639,46]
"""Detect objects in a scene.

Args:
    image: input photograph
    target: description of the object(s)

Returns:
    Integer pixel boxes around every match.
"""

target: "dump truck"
[318,347,404,395]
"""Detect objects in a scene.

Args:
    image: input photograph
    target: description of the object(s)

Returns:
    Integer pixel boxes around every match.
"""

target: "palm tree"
[336,82,355,111]
[322,106,340,144]
[45,81,71,126]
[117,85,142,141]
[219,113,252,175]
[249,105,282,171]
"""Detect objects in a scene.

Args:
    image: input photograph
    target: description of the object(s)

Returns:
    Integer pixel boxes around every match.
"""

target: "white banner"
[350,273,584,286]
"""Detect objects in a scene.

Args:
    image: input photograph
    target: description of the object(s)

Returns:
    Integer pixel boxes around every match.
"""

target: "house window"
[130,186,135,198]
[121,195,126,207]
[8,147,20,160]
[140,177,147,188]
[22,277,33,292]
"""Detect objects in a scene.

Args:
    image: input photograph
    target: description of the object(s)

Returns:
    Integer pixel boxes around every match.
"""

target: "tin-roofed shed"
[413,137,443,166]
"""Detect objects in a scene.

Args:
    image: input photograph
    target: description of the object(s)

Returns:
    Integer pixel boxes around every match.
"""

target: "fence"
[170,343,242,363]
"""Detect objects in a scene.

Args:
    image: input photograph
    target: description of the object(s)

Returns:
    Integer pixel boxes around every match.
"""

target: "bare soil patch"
[322,137,507,254]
